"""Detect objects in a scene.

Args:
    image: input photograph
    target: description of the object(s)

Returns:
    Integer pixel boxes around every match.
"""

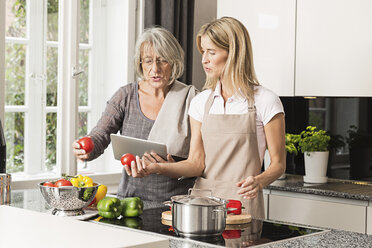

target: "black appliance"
[94,207,324,247]
[0,119,6,173]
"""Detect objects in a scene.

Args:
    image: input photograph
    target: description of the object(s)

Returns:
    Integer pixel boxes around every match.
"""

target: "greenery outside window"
[3,0,137,183]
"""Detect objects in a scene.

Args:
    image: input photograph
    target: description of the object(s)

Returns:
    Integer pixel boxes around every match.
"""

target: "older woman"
[130,17,286,219]
[72,27,198,202]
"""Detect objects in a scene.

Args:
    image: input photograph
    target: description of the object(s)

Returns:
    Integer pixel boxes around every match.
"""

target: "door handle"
[72,67,84,79]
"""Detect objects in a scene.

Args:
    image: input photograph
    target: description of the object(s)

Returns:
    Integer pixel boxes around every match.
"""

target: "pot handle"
[188,188,213,196]
[163,201,172,207]
[213,207,238,213]
[226,207,238,211]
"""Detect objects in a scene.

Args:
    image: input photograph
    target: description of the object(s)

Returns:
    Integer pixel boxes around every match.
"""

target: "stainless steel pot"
[164,189,236,237]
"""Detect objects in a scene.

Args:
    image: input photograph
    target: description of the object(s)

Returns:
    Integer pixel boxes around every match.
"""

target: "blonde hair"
[196,17,259,99]
[135,27,184,84]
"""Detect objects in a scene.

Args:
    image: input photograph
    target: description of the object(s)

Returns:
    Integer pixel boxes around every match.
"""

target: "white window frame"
[2,0,141,190]
[0,1,5,122]
[56,0,80,176]
[4,0,47,176]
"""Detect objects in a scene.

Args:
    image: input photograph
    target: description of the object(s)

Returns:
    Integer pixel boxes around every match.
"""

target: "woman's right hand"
[124,156,152,178]
[124,153,174,178]
[72,140,90,161]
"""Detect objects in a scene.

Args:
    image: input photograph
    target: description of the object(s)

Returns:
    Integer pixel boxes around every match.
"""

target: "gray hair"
[134,27,184,84]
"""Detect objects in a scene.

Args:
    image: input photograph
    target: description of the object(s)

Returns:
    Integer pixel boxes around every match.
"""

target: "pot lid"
[171,195,225,206]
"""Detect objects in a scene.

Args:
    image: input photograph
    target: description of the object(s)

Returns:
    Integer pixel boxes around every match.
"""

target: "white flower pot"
[303,151,329,183]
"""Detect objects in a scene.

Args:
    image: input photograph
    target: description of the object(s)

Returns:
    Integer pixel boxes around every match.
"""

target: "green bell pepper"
[82,187,93,202]
[97,197,123,219]
[120,197,144,217]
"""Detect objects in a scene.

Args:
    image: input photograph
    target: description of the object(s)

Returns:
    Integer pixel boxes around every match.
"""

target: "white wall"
[192,0,217,91]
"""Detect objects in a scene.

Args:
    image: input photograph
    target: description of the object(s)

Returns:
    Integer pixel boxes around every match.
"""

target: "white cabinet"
[367,205,372,235]
[218,0,372,97]
[295,0,372,96]
[217,0,296,96]
[268,190,367,233]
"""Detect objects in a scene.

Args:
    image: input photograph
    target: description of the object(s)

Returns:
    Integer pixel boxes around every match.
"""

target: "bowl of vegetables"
[39,176,100,216]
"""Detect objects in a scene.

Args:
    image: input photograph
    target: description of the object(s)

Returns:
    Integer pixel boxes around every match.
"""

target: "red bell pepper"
[222,230,241,239]
[226,199,242,215]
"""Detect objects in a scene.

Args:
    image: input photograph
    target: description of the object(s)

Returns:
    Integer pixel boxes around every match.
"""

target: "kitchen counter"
[7,188,372,247]
[266,174,372,201]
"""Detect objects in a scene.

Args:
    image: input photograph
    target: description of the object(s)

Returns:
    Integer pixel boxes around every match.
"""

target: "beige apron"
[193,92,265,219]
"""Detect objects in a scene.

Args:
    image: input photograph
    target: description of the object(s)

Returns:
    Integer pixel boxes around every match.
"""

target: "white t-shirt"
[188,82,284,164]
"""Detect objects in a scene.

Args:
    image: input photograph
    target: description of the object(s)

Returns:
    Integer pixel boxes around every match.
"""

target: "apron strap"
[203,91,215,120]
[247,84,255,109]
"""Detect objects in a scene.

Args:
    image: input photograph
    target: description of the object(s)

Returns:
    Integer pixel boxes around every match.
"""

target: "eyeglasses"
[140,58,169,67]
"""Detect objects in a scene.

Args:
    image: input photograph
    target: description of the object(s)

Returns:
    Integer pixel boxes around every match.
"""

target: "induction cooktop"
[93,207,326,247]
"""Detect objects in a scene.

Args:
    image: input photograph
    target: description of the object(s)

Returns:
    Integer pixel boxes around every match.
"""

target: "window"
[2,0,137,182]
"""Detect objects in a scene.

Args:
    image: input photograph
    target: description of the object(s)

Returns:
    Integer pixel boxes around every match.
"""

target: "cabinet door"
[217,0,296,96]
[269,194,366,233]
[296,0,372,96]
[367,206,372,235]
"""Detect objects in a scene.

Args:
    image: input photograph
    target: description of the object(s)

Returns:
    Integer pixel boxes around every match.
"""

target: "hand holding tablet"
[110,134,168,160]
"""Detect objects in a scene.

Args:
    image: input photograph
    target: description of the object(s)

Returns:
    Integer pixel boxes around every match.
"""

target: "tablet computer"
[110,134,168,160]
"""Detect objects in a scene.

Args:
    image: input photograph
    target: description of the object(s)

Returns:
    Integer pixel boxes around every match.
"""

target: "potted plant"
[298,126,331,183]
[286,133,301,155]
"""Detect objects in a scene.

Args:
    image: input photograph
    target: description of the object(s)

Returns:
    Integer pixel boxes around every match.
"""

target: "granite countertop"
[6,188,372,247]
[266,174,372,201]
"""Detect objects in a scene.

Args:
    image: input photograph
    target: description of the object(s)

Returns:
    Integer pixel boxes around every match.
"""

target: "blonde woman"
[130,17,286,218]
[72,27,198,202]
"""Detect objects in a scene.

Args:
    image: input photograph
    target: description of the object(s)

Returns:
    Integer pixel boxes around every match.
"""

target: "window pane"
[5,112,25,173]
[45,112,57,171]
[47,0,59,41]
[79,49,89,106]
[78,112,88,137]
[5,0,26,38]
[5,43,25,105]
[46,47,58,106]
[80,0,90,44]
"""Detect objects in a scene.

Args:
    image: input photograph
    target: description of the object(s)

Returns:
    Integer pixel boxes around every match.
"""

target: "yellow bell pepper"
[88,184,108,207]
[70,177,79,187]
[78,174,94,187]
[95,184,108,203]
[69,174,94,187]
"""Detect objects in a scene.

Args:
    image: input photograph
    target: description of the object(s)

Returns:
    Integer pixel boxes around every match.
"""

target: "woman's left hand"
[142,152,175,163]
[236,176,262,199]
